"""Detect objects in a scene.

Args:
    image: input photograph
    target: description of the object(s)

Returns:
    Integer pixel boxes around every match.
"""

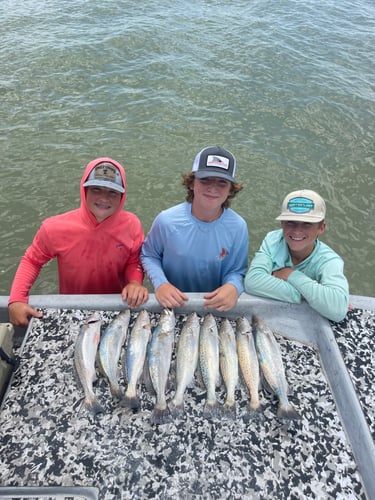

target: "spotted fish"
[219,318,239,416]
[99,309,130,400]
[170,312,200,417]
[252,315,300,420]
[122,310,151,410]
[148,308,175,425]
[236,316,261,413]
[74,312,104,416]
[199,313,220,418]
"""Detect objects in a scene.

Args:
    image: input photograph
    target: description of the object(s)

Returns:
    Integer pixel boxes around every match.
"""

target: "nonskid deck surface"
[0,305,374,499]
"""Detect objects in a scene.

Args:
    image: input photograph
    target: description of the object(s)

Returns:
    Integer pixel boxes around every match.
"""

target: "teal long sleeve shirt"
[244,229,349,322]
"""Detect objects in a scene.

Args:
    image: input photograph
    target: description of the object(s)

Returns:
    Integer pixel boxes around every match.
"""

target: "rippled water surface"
[1,0,374,296]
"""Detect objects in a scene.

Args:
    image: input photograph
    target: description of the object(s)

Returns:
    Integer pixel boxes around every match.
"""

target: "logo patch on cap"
[287,197,315,214]
[206,155,230,171]
[92,163,118,182]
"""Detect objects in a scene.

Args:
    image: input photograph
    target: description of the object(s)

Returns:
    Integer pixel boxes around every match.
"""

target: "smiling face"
[281,220,326,263]
[85,186,122,222]
[191,177,232,222]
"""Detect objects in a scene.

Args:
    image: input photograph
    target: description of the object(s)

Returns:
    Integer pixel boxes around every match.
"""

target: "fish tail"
[169,399,184,418]
[277,403,301,421]
[84,397,104,416]
[243,406,264,424]
[222,400,236,419]
[110,386,124,401]
[203,400,219,419]
[249,399,261,412]
[150,406,172,425]
[121,394,141,411]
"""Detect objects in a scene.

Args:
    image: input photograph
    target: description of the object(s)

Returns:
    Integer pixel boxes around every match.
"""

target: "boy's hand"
[8,302,43,327]
[155,283,188,309]
[272,267,294,281]
[203,284,238,311]
[121,281,149,308]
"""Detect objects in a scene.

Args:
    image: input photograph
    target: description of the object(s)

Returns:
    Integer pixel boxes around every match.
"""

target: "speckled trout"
[74,312,104,416]
[148,308,175,425]
[235,316,261,412]
[99,309,130,400]
[170,312,200,417]
[252,316,300,420]
[122,310,151,410]
[199,313,220,418]
[219,318,239,416]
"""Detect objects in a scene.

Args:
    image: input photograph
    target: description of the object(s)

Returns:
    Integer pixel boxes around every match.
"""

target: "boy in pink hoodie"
[8,158,148,326]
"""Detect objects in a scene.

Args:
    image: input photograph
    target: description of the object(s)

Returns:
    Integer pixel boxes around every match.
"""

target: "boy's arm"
[140,217,169,291]
[222,221,249,296]
[8,225,53,305]
[287,261,349,322]
[244,250,302,303]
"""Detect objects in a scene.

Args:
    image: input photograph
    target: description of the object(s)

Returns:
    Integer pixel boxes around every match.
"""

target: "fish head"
[86,311,102,325]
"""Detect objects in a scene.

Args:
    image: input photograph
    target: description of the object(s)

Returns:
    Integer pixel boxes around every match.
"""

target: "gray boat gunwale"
[0,292,374,498]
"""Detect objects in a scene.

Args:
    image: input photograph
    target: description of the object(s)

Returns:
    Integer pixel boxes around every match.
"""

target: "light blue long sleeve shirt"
[141,202,249,295]
[244,229,349,322]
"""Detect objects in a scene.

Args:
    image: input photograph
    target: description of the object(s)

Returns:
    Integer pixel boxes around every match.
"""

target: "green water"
[1,0,374,296]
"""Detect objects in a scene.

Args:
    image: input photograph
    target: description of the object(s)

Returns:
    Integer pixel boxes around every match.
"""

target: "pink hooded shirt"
[9,158,144,303]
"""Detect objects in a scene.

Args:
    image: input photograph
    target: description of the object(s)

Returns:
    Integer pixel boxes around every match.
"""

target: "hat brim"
[83,180,125,194]
[194,169,235,183]
[276,214,325,222]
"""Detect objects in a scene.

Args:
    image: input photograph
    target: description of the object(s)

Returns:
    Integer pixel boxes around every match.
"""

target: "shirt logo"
[217,248,228,260]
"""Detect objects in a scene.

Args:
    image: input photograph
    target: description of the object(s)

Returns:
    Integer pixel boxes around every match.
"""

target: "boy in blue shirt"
[244,189,349,322]
[141,146,249,312]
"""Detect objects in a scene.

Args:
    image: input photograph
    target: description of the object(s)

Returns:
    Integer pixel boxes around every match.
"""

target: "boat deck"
[0,294,374,499]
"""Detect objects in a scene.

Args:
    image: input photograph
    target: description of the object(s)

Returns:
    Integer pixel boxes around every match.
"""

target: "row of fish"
[74,309,301,424]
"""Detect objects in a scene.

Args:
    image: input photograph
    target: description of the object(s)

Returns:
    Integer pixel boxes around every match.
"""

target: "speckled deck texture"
[0,307,373,500]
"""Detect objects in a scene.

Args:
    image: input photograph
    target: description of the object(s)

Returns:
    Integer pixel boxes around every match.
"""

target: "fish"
[147,308,175,425]
[219,318,239,416]
[121,310,151,410]
[74,312,104,416]
[170,312,200,417]
[98,309,130,400]
[252,315,300,420]
[199,313,220,418]
[235,316,261,413]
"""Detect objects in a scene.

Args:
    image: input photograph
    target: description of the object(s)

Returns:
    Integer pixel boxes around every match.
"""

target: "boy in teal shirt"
[244,190,349,322]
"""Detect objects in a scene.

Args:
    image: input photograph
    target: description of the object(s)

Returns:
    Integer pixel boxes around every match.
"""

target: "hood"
[80,157,127,223]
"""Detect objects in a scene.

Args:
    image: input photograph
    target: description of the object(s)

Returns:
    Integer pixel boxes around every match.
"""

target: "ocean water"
[0,0,374,297]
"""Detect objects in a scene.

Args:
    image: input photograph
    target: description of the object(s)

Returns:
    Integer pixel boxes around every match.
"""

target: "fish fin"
[195,364,205,390]
[277,403,301,421]
[121,395,141,411]
[121,350,128,385]
[96,354,106,378]
[141,357,154,394]
[260,372,275,396]
[150,406,172,425]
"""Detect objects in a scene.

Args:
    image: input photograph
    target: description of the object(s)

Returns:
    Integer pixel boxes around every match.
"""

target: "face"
[192,177,231,219]
[281,220,326,260]
[85,186,122,222]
